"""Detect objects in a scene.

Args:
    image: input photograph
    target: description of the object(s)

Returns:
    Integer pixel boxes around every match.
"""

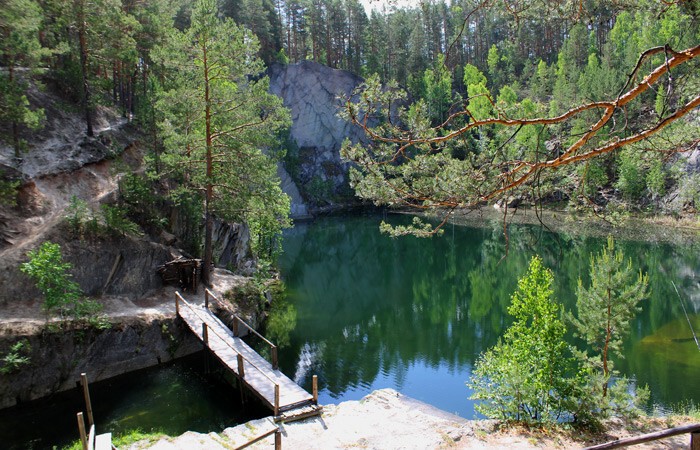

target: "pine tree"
[571,236,649,396]
[153,0,291,285]
[0,0,46,156]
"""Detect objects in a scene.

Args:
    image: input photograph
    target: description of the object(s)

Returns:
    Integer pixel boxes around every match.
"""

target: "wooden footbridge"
[175,289,322,422]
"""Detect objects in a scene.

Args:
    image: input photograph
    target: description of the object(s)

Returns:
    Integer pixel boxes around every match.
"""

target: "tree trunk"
[77,0,94,137]
[8,66,21,158]
[202,41,214,287]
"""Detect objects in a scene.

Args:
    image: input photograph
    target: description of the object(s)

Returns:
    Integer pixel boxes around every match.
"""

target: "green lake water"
[0,354,267,449]
[273,213,700,418]
[4,213,700,448]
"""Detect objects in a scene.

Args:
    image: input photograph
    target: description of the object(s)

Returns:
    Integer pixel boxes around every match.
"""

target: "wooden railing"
[232,426,282,450]
[76,373,114,450]
[583,423,700,449]
[205,288,279,370]
[176,292,282,415]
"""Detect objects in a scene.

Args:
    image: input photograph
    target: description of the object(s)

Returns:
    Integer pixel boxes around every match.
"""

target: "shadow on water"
[0,352,268,450]
[277,213,700,418]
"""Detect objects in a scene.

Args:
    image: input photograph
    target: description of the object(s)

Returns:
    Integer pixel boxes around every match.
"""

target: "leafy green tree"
[571,236,649,397]
[20,241,83,319]
[470,256,574,424]
[153,0,291,285]
[615,149,646,201]
[423,54,453,124]
[463,64,493,122]
[0,0,46,156]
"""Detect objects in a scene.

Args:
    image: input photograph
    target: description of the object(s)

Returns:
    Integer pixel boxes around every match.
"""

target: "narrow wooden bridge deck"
[176,290,320,421]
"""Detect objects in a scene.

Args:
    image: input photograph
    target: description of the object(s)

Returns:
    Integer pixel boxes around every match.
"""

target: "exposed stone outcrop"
[268,61,367,215]
[212,219,254,274]
[0,316,200,409]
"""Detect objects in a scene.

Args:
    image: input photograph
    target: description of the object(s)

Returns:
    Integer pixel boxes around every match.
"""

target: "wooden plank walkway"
[176,291,318,418]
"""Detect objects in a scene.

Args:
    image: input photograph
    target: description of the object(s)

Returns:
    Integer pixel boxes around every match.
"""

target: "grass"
[61,429,166,450]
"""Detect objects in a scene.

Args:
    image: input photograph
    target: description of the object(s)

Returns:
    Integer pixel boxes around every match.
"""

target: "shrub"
[470,256,576,424]
[0,340,31,374]
[19,241,106,325]
[20,241,83,318]
[100,204,143,236]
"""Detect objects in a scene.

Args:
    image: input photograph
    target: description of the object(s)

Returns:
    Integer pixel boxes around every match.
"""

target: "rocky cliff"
[268,61,367,215]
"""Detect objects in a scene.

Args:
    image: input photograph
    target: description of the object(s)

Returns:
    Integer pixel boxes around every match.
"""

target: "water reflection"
[278,214,700,417]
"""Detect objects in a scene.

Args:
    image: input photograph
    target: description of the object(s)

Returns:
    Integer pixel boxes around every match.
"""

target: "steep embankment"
[0,82,256,408]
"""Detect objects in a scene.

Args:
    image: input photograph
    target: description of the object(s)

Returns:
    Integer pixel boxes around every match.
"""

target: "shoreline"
[398,205,700,246]
[125,388,699,450]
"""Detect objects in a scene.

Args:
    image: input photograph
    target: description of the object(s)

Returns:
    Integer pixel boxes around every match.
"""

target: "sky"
[359,0,421,13]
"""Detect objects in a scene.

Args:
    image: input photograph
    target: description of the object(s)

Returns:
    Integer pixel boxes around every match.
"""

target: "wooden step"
[274,404,323,423]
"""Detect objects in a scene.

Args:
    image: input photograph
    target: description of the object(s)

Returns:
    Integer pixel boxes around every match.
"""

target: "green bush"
[20,241,83,318]
[0,178,19,206]
[616,149,645,201]
[0,340,31,374]
[470,256,576,424]
[20,241,106,325]
[118,173,166,229]
[101,204,143,236]
[65,196,91,234]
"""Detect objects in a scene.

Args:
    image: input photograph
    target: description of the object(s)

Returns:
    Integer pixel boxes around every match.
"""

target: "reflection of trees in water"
[278,215,700,400]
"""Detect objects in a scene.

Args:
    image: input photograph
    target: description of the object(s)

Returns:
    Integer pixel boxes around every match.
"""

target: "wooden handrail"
[178,294,277,383]
[232,426,282,450]
[176,292,281,412]
[204,288,279,370]
[583,423,700,449]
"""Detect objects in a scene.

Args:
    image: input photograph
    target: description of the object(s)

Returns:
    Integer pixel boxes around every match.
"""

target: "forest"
[2,0,700,442]
[2,0,699,229]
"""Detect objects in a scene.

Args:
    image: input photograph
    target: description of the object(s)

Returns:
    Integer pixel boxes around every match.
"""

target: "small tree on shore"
[470,256,575,424]
[20,242,82,319]
[571,236,649,401]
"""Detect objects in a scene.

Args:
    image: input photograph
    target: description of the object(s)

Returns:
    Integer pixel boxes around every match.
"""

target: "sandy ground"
[126,389,697,450]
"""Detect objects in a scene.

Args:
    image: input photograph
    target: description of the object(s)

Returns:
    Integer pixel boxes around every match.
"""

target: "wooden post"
[691,431,700,450]
[275,428,282,450]
[175,293,179,316]
[271,345,278,370]
[274,384,280,416]
[77,412,88,450]
[204,289,209,310]
[232,316,239,336]
[202,323,208,345]
[80,373,94,427]
[312,375,318,404]
[237,353,245,379]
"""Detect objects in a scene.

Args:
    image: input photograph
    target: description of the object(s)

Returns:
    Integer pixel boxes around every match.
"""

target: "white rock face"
[268,61,368,211]
[269,60,366,156]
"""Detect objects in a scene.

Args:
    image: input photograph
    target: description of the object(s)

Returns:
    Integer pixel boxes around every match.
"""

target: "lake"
[273,213,700,418]
[0,354,267,449]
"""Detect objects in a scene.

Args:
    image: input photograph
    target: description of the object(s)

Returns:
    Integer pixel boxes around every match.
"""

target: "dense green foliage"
[20,242,82,317]
[471,245,650,426]
[470,256,575,423]
[0,340,31,375]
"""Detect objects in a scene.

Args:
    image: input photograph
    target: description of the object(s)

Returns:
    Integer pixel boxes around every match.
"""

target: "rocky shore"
[126,389,696,450]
